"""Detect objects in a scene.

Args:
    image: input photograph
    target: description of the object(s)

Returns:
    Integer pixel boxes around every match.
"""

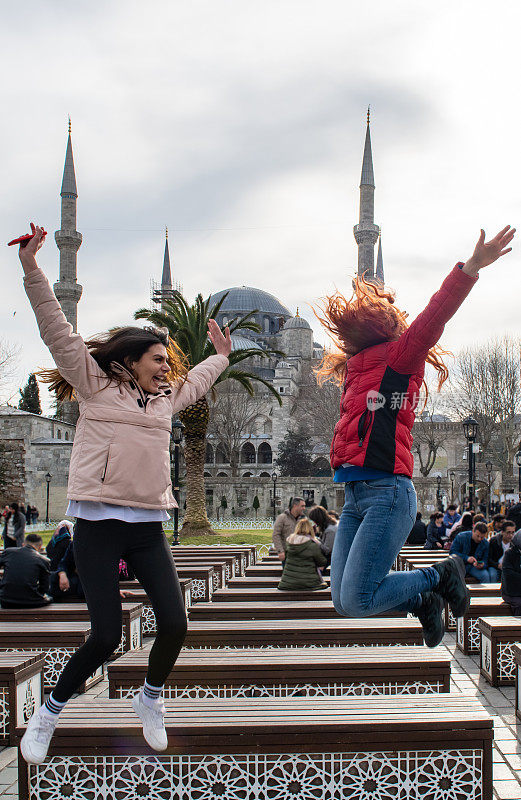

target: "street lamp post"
[515,451,521,497]
[436,475,442,510]
[45,473,52,524]
[485,461,493,519]
[449,470,455,504]
[271,471,278,523]
[172,421,184,546]
[462,417,478,511]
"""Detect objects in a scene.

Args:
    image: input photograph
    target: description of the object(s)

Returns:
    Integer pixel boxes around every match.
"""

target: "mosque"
[154,110,385,479]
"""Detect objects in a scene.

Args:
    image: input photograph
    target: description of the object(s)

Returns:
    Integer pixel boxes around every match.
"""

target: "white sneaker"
[132,690,168,751]
[20,706,58,765]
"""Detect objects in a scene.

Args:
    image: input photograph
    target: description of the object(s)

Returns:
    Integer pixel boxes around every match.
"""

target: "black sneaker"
[416,591,444,648]
[432,555,470,618]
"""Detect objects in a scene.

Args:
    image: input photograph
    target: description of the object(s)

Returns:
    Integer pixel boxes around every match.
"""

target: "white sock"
[141,680,163,707]
[43,693,67,718]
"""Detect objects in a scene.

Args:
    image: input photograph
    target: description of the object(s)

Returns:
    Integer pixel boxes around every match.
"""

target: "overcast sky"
[2,0,520,413]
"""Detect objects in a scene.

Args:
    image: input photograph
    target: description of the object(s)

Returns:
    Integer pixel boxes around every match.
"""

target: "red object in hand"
[7,230,47,248]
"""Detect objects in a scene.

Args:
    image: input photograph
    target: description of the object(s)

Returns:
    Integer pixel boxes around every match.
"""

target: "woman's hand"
[18,223,47,275]
[207,318,232,357]
[463,226,515,277]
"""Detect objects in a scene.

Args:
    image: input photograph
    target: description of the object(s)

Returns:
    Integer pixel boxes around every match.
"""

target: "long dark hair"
[38,326,188,401]
[308,505,337,533]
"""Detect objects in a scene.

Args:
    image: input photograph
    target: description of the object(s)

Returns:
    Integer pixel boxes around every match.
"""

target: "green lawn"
[33,529,273,548]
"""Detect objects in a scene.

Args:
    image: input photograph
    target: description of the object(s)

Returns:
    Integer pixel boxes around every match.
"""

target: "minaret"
[54,120,82,424]
[161,227,172,311]
[353,107,380,280]
[376,232,384,284]
[54,119,83,331]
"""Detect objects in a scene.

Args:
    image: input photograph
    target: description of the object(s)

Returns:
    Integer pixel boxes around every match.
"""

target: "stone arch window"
[64,431,69,441]
[263,316,270,333]
[259,471,271,477]
[243,471,253,477]
[263,419,272,434]
[204,471,212,477]
[57,429,62,439]
[258,442,272,464]
[241,442,256,464]
[217,471,228,477]
[215,443,228,464]
[205,443,214,464]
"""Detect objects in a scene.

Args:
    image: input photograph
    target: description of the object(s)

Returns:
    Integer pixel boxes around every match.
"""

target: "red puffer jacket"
[330,265,477,476]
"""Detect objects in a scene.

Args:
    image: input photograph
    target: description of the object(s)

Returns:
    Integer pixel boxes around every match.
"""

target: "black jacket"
[46,531,72,572]
[424,521,446,550]
[488,533,509,571]
[56,543,78,577]
[407,519,427,545]
[0,546,50,606]
[501,543,521,597]
[507,503,521,530]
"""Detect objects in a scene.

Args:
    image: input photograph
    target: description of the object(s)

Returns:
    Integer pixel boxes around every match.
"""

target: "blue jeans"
[331,476,441,616]
[488,566,500,583]
[466,565,494,583]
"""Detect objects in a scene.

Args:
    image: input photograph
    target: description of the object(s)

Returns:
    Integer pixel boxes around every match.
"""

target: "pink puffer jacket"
[24,269,229,509]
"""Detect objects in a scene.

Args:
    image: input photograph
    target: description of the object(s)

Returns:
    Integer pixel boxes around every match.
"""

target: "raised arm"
[389,226,515,374]
[19,224,106,399]
[169,319,231,413]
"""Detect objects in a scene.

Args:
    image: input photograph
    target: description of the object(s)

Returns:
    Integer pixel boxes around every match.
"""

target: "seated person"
[443,504,461,529]
[487,513,505,536]
[50,542,84,601]
[307,505,337,570]
[424,513,446,550]
[488,520,516,583]
[0,534,52,608]
[450,521,493,583]
[46,520,73,572]
[407,512,427,545]
[501,530,521,614]
[278,518,327,591]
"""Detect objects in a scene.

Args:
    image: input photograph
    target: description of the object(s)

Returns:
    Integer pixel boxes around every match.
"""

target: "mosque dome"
[230,335,263,352]
[209,287,291,318]
[284,314,311,331]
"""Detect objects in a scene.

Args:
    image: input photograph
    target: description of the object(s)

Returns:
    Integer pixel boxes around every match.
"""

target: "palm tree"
[135,291,282,535]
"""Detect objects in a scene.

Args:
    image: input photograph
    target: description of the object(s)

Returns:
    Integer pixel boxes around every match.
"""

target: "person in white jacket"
[17,224,231,764]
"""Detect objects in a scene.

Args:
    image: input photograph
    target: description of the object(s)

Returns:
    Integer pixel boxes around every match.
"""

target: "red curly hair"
[314,274,450,391]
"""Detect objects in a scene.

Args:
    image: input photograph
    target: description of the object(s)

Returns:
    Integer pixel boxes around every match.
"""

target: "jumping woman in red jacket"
[317,226,515,647]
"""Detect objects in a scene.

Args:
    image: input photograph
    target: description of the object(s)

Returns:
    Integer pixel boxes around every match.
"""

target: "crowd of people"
[272,498,339,590]
[403,503,521,611]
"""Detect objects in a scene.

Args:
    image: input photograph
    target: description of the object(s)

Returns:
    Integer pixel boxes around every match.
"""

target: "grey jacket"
[319,523,337,556]
[272,510,305,553]
[3,512,25,547]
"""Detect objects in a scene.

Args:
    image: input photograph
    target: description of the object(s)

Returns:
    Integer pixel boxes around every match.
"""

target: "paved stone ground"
[1,632,521,799]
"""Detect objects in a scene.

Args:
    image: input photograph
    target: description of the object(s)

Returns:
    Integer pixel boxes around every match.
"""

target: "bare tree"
[449,336,521,472]
[207,387,266,477]
[412,386,451,476]
[0,340,21,404]
[294,363,342,453]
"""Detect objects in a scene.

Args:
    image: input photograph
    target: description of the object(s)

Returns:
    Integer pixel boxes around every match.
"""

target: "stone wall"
[0,439,25,505]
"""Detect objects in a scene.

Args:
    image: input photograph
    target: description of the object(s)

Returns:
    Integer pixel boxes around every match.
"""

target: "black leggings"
[52,518,187,702]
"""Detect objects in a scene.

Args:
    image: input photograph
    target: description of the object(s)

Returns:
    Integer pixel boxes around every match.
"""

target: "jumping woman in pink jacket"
[17,225,231,763]
[317,226,515,648]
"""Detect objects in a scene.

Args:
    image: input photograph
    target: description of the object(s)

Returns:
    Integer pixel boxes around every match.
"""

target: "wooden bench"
[444,584,500,630]
[188,600,406,621]
[173,549,246,575]
[173,553,237,580]
[175,562,228,590]
[0,622,102,691]
[211,587,332,602]
[16,695,493,800]
[478,616,521,686]
[512,644,521,720]
[228,576,330,590]
[115,589,188,636]
[0,652,44,745]
[183,617,423,648]
[0,603,143,657]
[107,645,451,699]
[176,545,257,568]
[456,597,512,654]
